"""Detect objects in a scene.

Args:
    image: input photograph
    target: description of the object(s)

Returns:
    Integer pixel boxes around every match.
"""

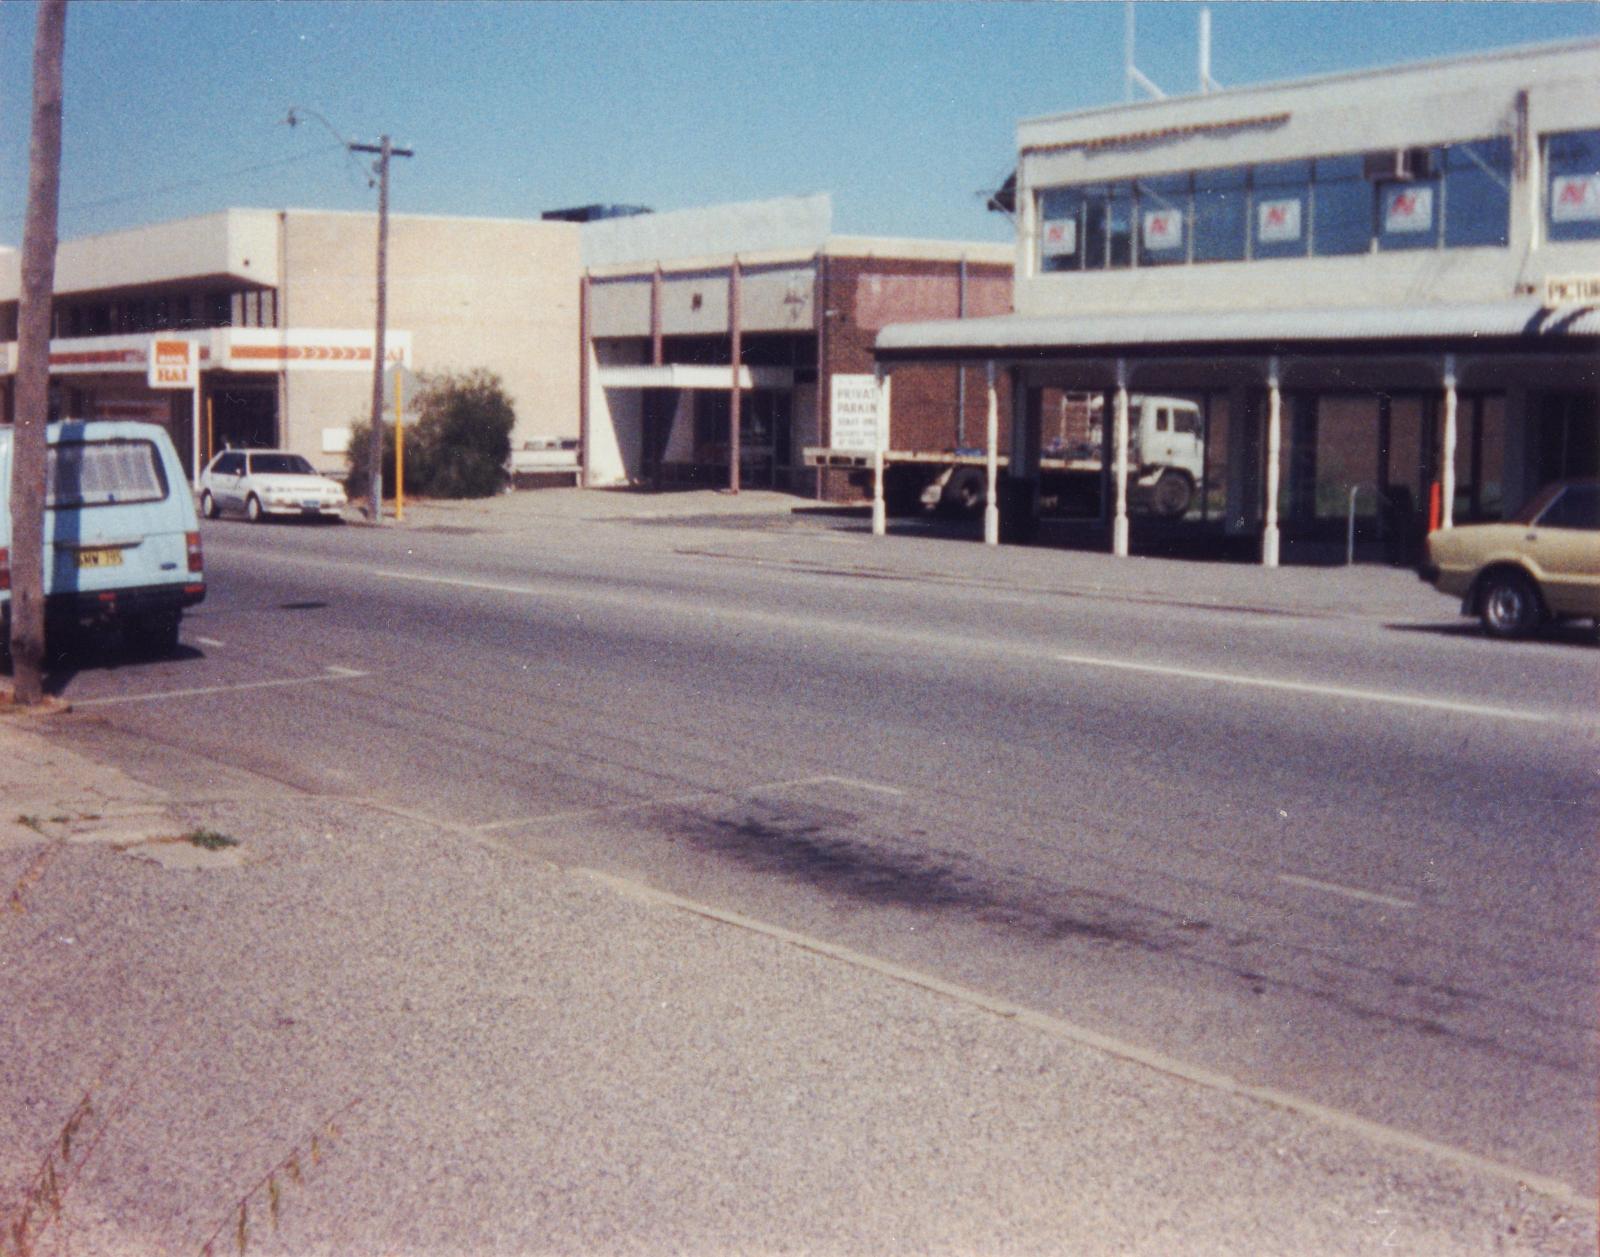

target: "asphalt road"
[43,506,1600,1201]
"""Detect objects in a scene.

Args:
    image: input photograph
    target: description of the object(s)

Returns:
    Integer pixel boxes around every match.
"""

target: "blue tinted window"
[1137,175,1190,266]
[1193,167,1247,262]
[1038,188,1084,272]
[1547,129,1600,242]
[1312,156,1371,256]
[1378,176,1440,250]
[1444,138,1511,247]
[1252,162,1309,259]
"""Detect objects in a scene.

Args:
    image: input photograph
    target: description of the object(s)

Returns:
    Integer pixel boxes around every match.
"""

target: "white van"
[0,420,205,658]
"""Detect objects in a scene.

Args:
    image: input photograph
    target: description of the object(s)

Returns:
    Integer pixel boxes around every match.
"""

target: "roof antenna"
[1199,8,1223,94]
[1125,0,1166,102]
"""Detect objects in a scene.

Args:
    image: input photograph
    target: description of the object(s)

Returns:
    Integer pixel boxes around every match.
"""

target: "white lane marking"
[194,636,227,648]
[1278,873,1417,910]
[70,667,370,708]
[577,867,1596,1214]
[1053,652,1554,724]
[473,774,904,833]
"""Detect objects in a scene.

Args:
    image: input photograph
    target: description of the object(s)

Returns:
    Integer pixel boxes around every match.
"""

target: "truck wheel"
[943,469,987,518]
[1151,471,1194,518]
[1478,569,1542,639]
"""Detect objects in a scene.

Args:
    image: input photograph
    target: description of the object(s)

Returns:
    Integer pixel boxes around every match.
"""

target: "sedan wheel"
[245,494,264,523]
[1479,570,1541,639]
[200,490,219,520]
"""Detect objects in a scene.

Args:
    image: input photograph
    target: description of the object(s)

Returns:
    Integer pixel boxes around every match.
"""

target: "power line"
[0,142,347,226]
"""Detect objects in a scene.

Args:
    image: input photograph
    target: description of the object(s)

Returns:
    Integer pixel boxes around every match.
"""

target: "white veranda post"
[1263,356,1282,569]
[1113,360,1130,558]
[985,361,1000,547]
[1441,354,1458,530]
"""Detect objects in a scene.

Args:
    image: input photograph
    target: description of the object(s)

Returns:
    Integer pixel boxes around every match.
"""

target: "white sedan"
[199,449,348,522]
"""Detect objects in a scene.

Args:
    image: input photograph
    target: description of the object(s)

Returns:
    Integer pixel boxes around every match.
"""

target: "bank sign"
[147,338,197,389]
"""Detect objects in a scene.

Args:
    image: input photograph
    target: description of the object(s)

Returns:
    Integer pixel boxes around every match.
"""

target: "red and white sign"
[1384,185,1434,234]
[1041,219,1078,257]
[147,337,197,389]
[1142,209,1184,252]
[1551,174,1600,223]
[1257,198,1301,244]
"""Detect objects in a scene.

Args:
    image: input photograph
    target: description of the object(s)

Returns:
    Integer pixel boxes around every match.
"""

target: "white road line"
[1278,873,1417,910]
[70,666,370,708]
[578,867,1596,1214]
[194,636,227,648]
[1053,652,1555,724]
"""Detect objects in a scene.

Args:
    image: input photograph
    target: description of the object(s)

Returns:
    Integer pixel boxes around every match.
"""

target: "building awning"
[875,300,1600,363]
[596,364,794,390]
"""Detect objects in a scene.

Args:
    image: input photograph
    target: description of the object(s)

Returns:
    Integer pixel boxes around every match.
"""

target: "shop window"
[1443,138,1511,247]
[1546,129,1600,242]
[1252,160,1311,260]
[1311,155,1371,256]
[1192,167,1248,263]
[1136,174,1190,267]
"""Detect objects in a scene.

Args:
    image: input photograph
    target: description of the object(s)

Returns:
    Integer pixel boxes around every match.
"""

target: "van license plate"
[76,547,123,569]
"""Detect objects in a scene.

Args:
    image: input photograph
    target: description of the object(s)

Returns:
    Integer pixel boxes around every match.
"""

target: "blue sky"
[3,1,1598,250]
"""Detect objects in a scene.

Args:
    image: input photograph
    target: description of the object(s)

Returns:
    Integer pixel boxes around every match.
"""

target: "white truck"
[806,394,1205,519]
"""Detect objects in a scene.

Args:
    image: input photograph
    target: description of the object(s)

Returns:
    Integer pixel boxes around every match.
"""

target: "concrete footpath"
[3,491,1593,1255]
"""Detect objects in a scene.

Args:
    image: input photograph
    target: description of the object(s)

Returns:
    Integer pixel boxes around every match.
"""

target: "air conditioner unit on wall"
[1362,147,1438,181]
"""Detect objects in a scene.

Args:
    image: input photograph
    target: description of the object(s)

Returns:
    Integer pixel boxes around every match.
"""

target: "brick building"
[581,195,1011,497]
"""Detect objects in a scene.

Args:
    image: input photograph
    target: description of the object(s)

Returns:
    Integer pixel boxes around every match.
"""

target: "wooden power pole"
[8,0,68,706]
[350,135,413,521]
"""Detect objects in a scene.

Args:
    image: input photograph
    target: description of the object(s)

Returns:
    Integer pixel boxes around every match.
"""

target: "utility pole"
[8,0,68,707]
[350,135,413,522]
[286,110,411,522]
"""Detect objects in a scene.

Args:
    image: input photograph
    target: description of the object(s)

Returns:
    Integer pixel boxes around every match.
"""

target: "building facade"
[878,38,1600,563]
[0,209,580,478]
[581,196,1012,496]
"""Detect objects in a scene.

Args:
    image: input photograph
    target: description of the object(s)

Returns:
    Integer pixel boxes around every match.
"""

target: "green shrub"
[344,369,515,500]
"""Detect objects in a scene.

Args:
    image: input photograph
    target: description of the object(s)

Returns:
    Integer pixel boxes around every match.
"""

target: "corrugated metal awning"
[875,300,1600,363]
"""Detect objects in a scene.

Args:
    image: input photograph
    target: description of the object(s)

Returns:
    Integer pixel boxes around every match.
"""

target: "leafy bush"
[345,369,516,500]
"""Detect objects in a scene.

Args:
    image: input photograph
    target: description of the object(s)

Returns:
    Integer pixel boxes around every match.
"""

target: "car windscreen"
[249,454,317,475]
[46,439,169,509]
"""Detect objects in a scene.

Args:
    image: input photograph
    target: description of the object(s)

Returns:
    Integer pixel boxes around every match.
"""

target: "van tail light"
[186,531,203,574]
[0,546,9,591]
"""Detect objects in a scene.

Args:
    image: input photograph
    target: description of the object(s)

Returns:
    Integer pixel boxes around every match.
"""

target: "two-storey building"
[877,38,1600,563]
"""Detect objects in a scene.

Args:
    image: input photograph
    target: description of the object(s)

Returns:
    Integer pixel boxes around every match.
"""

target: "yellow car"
[1421,480,1600,638]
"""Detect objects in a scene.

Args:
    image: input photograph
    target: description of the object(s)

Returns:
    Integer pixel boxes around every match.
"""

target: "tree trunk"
[8,0,68,706]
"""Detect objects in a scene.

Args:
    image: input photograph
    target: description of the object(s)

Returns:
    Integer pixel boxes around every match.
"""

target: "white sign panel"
[1257,198,1302,244]
[1041,219,1078,258]
[1384,185,1434,234]
[830,373,884,453]
[1142,209,1184,252]
[1551,174,1600,223]
[147,337,197,389]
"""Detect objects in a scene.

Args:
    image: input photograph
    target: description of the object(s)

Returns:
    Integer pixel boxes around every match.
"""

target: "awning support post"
[985,360,1000,547]
[1263,356,1282,568]
[873,366,889,537]
[1113,360,1130,558]
[728,256,742,494]
[1440,354,1458,530]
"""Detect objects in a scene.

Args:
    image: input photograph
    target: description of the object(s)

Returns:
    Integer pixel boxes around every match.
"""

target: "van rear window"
[47,440,170,508]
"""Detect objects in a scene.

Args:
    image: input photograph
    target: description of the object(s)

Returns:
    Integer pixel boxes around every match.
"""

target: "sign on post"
[148,338,202,488]
[830,373,885,453]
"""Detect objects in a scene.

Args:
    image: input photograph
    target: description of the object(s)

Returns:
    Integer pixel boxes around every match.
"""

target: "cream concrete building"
[0,209,580,478]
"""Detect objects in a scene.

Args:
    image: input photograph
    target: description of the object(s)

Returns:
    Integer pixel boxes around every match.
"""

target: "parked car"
[0,420,204,658]
[1421,479,1600,638]
[199,449,347,521]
